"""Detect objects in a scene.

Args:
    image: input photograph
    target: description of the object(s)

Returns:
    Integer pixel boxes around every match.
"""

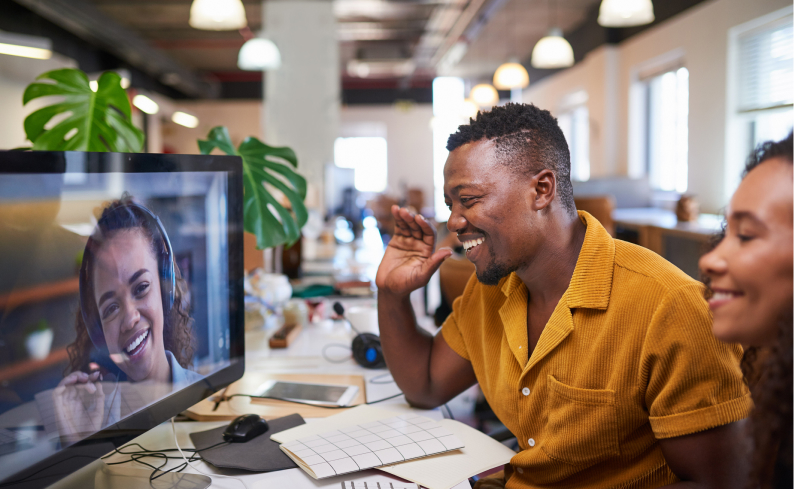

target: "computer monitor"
[0,151,245,488]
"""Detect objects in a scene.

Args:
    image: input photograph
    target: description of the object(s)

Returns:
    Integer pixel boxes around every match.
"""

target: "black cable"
[224,392,404,409]
[101,440,230,483]
[443,404,456,420]
[321,343,353,363]
[369,373,394,384]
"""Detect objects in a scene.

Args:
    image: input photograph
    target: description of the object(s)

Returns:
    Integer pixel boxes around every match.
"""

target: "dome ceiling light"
[493,61,529,90]
[597,0,655,28]
[531,28,574,69]
[190,0,247,31]
[470,84,499,107]
[238,37,281,71]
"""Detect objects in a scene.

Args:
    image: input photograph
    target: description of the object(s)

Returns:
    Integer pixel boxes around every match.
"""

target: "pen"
[212,387,228,412]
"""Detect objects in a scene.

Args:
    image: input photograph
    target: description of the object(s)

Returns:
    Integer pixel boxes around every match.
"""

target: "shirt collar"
[566,210,615,310]
[500,210,615,310]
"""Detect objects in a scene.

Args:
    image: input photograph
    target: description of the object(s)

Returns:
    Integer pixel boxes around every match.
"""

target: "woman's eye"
[135,282,150,296]
[102,304,118,320]
[737,234,754,242]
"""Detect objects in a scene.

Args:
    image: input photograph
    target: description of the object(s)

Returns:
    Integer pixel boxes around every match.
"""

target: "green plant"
[23,68,144,152]
[25,319,50,335]
[198,127,307,249]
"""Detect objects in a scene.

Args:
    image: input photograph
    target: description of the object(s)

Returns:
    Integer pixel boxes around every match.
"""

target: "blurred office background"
[0,0,791,429]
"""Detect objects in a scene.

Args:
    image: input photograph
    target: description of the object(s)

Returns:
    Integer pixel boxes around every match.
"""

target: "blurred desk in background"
[613,208,723,280]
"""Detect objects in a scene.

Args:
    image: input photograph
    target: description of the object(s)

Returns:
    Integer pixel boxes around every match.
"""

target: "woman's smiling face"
[699,157,793,346]
[92,229,168,382]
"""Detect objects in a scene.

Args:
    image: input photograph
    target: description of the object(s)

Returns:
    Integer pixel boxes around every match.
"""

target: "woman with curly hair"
[53,195,200,443]
[700,132,793,489]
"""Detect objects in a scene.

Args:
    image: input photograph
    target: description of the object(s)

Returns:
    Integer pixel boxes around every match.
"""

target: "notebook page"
[378,419,516,489]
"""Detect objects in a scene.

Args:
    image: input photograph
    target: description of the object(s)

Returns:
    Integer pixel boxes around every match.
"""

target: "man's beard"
[475,245,517,286]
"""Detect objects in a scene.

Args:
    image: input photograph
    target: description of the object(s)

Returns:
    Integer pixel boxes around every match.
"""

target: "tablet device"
[255,380,359,407]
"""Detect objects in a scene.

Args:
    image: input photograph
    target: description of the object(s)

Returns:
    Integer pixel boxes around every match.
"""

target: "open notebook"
[274,405,516,489]
[281,413,465,479]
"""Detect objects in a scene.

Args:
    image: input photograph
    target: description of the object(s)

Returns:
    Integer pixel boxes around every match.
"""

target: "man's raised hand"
[375,205,452,297]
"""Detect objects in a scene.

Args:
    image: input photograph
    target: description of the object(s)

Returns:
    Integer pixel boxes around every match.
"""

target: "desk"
[92,297,462,488]
[613,208,723,279]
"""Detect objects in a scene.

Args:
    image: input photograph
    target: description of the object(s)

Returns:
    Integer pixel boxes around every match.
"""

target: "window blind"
[738,17,793,112]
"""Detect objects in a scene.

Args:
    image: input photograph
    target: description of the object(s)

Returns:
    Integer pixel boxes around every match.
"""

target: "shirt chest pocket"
[541,375,620,467]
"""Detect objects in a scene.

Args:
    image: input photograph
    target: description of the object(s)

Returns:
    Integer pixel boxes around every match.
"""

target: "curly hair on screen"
[66,195,196,376]
[446,103,575,215]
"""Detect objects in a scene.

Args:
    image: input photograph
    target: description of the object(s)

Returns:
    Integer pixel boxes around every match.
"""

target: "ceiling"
[79,0,601,93]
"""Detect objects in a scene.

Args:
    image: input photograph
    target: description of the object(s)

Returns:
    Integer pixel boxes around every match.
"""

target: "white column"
[263,0,340,213]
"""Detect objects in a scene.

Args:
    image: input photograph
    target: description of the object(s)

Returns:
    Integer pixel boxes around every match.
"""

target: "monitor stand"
[48,459,211,489]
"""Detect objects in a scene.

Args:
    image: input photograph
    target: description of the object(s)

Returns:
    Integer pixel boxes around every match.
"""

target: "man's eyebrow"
[451,183,484,194]
[128,269,149,285]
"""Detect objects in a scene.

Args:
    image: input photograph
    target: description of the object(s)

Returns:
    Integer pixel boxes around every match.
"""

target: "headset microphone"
[333,302,386,369]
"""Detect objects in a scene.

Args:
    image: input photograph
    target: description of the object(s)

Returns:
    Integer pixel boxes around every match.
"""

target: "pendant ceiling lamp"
[470,84,499,107]
[493,61,529,90]
[531,28,574,69]
[597,0,655,27]
[190,0,247,31]
[238,37,281,71]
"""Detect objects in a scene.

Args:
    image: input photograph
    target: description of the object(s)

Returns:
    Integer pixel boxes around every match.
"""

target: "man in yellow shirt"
[375,103,752,488]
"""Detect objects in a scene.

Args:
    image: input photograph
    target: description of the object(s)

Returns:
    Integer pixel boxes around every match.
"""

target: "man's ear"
[529,169,557,211]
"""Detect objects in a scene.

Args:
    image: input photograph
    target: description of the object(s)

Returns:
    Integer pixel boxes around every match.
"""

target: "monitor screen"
[0,151,244,487]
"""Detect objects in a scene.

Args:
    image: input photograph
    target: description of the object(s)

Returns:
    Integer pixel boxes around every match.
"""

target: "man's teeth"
[126,330,149,353]
[463,238,485,251]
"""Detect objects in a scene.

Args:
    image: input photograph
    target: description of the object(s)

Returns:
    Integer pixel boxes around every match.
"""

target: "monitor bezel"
[0,151,245,488]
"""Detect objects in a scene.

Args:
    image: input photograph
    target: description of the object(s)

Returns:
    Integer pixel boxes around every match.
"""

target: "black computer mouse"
[223,414,269,443]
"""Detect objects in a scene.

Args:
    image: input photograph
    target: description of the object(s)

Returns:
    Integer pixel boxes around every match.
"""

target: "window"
[631,64,689,193]
[334,137,388,193]
[737,14,793,148]
[557,92,590,182]
[726,7,793,197]
[432,77,466,221]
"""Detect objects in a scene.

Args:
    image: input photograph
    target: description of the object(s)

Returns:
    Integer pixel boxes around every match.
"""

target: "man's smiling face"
[443,139,540,285]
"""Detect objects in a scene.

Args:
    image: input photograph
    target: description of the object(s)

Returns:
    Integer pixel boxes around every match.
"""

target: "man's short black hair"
[744,131,793,177]
[446,102,575,215]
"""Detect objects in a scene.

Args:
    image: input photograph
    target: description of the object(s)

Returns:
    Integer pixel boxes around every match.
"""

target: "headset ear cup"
[352,333,386,369]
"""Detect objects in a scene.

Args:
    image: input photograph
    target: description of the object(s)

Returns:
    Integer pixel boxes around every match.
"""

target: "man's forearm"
[377,291,438,407]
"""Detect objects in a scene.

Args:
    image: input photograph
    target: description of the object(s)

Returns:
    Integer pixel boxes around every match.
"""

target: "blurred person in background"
[700,132,793,489]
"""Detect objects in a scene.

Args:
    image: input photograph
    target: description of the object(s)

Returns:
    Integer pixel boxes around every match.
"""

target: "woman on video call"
[53,195,201,443]
[700,132,793,489]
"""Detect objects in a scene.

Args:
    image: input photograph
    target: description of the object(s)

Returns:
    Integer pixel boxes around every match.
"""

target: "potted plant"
[19,68,307,250]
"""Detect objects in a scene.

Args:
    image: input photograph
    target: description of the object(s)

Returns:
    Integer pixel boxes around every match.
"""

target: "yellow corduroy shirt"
[441,211,752,489]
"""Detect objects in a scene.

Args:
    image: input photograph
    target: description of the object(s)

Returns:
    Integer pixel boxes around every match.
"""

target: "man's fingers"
[422,247,453,277]
[398,208,424,240]
[415,214,437,244]
[392,205,414,237]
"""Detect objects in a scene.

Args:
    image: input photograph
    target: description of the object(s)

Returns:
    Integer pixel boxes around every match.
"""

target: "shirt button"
[521,387,530,396]
[516,467,524,474]
[528,438,536,447]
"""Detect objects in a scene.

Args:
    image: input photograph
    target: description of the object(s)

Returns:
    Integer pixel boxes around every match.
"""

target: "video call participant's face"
[92,229,168,382]
[700,157,793,346]
[443,139,541,285]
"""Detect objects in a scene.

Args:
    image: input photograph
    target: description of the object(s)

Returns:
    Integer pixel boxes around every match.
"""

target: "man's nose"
[446,207,468,234]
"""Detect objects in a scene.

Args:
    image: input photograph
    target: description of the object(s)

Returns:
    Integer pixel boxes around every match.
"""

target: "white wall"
[522,0,790,213]
[0,53,77,150]
[339,104,435,210]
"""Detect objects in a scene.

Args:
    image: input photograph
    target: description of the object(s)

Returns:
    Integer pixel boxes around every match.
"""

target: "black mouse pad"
[190,413,305,472]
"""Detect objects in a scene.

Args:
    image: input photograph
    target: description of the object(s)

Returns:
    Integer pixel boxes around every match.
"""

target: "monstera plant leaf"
[22,68,144,152]
[198,126,307,249]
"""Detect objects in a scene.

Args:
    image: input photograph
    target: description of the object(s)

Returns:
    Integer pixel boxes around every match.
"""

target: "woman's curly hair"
[703,132,793,489]
[66,194,196,376]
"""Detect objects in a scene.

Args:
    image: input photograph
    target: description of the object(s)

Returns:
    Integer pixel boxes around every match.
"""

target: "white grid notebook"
[281,413,465,479]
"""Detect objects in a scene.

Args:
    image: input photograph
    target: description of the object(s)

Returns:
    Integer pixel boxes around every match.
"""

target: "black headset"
[333,302,386,369]
[79,202,175,353]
